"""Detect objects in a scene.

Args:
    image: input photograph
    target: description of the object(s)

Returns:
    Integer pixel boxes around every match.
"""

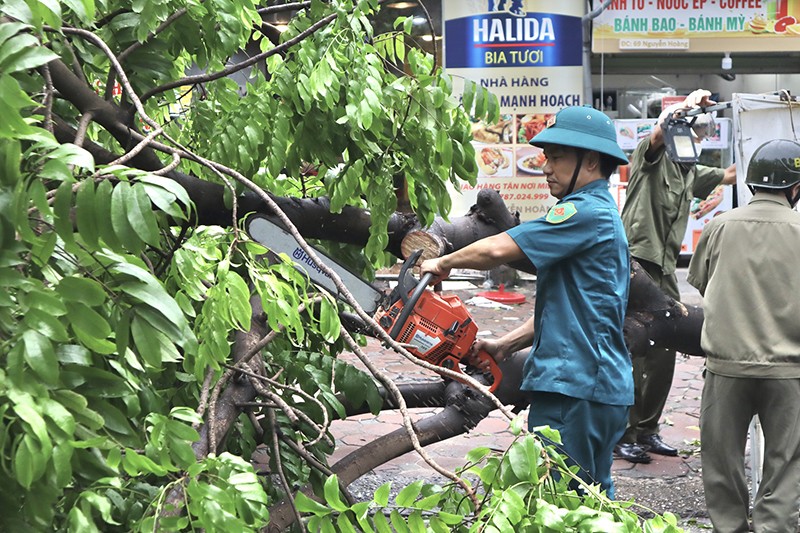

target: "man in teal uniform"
[688,139,800,533]
[615,89,736,463]
[420,106,633,497]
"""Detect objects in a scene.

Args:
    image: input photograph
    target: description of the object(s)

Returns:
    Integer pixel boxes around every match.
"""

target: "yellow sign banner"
[592,0,800,53]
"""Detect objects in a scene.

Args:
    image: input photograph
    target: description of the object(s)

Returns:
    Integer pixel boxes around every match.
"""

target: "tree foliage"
[0,0,490,528]
[0,0,684,530]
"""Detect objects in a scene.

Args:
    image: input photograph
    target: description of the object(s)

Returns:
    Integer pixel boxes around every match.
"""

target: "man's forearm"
[497,315,536,353]
[439,233,525,271]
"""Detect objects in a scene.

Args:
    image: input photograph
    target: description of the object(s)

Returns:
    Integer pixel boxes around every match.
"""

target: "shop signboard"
[592,0,800,53]
[443,1,584,221]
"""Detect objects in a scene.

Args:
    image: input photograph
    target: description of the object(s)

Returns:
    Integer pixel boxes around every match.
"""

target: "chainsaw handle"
[389,250,433,339]
[397,249,424,305]
[472,349,503,394]
[389,270,435,339]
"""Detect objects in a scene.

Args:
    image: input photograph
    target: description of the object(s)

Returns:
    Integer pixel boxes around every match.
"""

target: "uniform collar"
[750,191,792,208]
[560,179,607,201]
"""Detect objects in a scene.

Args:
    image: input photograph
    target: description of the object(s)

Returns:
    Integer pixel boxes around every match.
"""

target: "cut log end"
[401,231,447,262]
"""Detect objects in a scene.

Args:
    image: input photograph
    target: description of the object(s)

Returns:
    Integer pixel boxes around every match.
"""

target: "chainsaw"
[373,249,503,393]
[247,216,503,393]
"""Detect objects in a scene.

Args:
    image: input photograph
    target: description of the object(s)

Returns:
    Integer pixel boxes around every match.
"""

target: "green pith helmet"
[530,105,628,166]
[745,139,800,189]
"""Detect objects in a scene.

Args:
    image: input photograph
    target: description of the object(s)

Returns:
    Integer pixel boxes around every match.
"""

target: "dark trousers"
[528,392,628,498]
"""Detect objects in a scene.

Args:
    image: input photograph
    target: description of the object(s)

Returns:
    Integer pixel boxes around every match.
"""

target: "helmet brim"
[530,128,629,166]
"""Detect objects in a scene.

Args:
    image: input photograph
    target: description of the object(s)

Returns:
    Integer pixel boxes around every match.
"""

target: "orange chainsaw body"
[375,288,502,393]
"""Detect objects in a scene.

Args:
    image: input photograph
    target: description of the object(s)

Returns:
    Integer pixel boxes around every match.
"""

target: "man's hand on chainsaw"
[420,257,451,285]
[467,338,512,371]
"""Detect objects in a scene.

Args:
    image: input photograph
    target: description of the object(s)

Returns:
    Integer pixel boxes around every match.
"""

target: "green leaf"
[437,130,452,168]
[373,512,392,533]
[0,22,28,49]
[508,439,533,482]
[53,180,76,249]
[94,179,122,250]
[56,344,92,365]
[461,79,476,115]
[510,414,525,436]
[13,399,52,449]
[25,289,67,316]
[395,480,422,507]
[62,0,96,23]
[499,489,525,524]
[466,446,491,464]
[67,507,94,533]
[119,281,186,330]
[491,511,516,533]
[414,492,442,511]
[41,398,76,436]
[53,389,104,430]
[23,308,69,342]
[474,86,486,119]
[138,176,191,220]
[14,434,41,488]
[110,181,143,254]
[486,90,499,123]
[402,16,413,34]
[394,33,405,62]
[75,179,99,249]
[48,143,94,171]
[323,475,348,512]
[130,315,164,368]
[389,510,411,533]
[350,501,373,532]
[0,75,37,137]
[437,512,464,525]
[337,513,358,533]
[407,512,426,533]
[65,301,111,340]
[121,449,168,476]
[32,0,62,29]
[220,269,252,329]
[0,137,21,186]
[294,492,331,516]
[373,482,391,507]
[94,400,136,437]
[22,329,59,384]
[83,490,119,526]
[52,442,74,488]
[0,33,57,74]
[57,277,107,306]
[127,183,161,246]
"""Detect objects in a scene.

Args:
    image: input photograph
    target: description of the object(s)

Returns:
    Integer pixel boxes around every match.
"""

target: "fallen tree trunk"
[625,260,704,357]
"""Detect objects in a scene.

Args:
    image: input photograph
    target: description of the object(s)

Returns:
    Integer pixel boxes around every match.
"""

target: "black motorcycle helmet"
[745,139,800,206]
[746,139,800,189]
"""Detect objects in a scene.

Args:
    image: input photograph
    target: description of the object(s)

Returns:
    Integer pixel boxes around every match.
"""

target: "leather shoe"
[637,434,678,456]
[613,443,651,464]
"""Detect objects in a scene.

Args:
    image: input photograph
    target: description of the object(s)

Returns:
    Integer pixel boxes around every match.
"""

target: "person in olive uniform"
[688,139,800,533]
[615,89,736,463]
[420,106,633,497]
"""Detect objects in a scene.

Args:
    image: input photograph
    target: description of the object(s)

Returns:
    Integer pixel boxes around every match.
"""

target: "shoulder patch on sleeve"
[545,202,577,224]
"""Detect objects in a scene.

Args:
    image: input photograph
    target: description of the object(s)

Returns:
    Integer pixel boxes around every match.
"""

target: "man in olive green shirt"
[688,139,800,533]
[615,90,736,463]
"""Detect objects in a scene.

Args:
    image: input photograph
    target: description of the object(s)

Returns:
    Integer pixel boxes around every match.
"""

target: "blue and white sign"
[444,1,584,114]
[444,1,585,221]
